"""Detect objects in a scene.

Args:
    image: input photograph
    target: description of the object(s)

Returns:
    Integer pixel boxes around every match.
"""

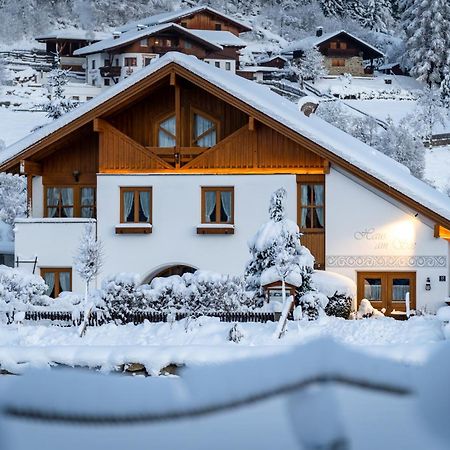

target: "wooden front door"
[357,272,416,316]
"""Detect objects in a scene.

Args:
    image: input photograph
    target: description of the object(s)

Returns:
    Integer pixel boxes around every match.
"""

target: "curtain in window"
[300,185,308,228]
[159,116,176,147]
[43,272,55,297]
[81,188,95,218]
[313,185,324,228]
[194,114,216,147]
[47,188,60,218]
[204,191,216,223]
[59,271,71,293]
[139,191,151,223]
[220,191,232,223]
[61,188,74,218]
[123,191,135,222]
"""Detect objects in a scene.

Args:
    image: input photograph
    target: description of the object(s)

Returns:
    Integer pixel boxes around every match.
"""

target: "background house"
[285,28,384,76]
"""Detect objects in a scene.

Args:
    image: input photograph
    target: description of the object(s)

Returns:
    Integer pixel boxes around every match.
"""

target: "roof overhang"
[2,54,448,231]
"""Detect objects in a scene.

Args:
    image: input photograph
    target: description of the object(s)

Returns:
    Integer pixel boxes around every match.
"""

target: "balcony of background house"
[99,66,122,78]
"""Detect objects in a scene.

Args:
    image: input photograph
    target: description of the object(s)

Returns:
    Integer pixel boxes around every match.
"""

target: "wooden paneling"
[175,11,243,35]
[38,124,98,185]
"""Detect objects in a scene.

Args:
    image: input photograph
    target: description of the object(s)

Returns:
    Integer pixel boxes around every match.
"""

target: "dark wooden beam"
[20,160,42,176]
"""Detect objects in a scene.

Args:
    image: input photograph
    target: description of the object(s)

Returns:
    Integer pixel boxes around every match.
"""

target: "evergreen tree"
[440,71,450,109]
[0,173,27,233]
[358,0,393,32]
[244,188,314,305]
[320,0,346,17]
[43,68,76,120]
[402,0,450,86]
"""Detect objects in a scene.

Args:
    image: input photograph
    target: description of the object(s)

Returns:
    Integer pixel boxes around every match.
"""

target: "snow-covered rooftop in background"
[35,29,111,42]
[284,30,384,58]
[238,66,283,72]
[189,30,246,47]
[74,23,222,56]
[116,6,252,33]
[2,52,449,223]
[255,54,288,64]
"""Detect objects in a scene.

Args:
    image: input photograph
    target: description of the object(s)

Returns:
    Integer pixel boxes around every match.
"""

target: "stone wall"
[325,56,365,76]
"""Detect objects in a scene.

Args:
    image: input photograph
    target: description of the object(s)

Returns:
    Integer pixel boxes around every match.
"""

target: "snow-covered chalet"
[1,52,449,315]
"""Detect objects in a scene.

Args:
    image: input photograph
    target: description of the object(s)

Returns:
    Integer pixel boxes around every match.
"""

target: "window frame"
[120,187,153,224]
[331,58,346,67]
[190,108,220,148]
[201,186,234,225]
[124,57,137,67]
[154,111,176,147]
[297,176,325,232]
[40,267,72,298]
[44,185,97,219]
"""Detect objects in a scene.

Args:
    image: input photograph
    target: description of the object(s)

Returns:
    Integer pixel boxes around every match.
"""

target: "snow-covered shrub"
[325,293,353,319]
[292,46,327,87]
[0,266,50,317]
[143,274,189,313]
[297,291,328,321]
[356,299,384,319]
[100,273,145,324]
[245,188,314,306]
[229,323,245,343]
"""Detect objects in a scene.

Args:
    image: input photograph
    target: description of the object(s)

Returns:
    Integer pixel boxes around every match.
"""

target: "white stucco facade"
[14,170,449,311]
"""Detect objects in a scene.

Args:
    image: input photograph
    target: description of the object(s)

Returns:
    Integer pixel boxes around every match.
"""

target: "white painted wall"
[204,58,236,72]
[97,174,297,282]
[14,219,93,293]
[326,167,449,312]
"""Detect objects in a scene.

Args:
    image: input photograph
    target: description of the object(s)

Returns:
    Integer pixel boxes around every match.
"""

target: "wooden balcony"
[99,66,122,78]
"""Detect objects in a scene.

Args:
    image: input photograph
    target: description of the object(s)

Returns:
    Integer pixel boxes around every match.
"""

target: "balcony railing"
[99,66,122,78]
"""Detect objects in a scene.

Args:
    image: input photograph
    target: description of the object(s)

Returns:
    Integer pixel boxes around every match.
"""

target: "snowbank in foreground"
[0,315,443,374]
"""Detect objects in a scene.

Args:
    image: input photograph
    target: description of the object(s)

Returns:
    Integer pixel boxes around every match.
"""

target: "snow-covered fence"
[24,310,278,326]
[0,51,55,70]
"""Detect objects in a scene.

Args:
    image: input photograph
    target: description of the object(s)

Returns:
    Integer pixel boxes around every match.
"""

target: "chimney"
[113,32,121,40]
[316,26,323,37]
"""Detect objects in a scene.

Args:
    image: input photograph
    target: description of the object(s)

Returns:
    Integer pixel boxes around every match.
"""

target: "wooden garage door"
[357,272,416,316]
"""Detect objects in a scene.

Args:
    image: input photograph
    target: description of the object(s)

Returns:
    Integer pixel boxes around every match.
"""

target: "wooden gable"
[174,10,248,35]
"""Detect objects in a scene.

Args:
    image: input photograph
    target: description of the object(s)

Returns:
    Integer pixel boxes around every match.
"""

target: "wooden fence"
[23,310,277,326]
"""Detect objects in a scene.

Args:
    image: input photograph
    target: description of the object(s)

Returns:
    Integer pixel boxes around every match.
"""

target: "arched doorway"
[143,264,197,284]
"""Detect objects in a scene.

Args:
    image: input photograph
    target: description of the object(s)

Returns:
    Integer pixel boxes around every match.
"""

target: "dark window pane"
[81,207,95,218]
[220,191,232,223]
[313,207,324,228]
[300,207,309,228]
[313,185,324,206]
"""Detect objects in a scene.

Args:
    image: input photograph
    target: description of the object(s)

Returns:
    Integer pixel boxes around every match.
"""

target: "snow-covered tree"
[320,0,346,17]
[0,173,27,235]
[440,71,450,109]
[402,0,450,86]
[413,87,448,144]
[376,118,426,179]
[0,58,8,86]
[356,0,393,32]
[293,46,328,88]
[43,69,76,120]
[74,221,102,335]
[244,188,314,305]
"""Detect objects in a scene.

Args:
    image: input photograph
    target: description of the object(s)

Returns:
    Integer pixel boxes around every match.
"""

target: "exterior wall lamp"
[425,277,431,291]
[72,170,80,182]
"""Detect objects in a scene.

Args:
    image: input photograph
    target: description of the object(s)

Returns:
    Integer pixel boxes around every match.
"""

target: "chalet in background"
[285,28,384,76]
[1,52,449,317]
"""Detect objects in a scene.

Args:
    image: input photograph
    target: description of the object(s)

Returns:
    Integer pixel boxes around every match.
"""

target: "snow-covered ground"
[424,146,450,193]
[0,315,444,375]
[0,107,47,146]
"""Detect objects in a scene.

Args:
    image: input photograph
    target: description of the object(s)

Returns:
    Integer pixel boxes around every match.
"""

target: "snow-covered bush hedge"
[99,270,251,323]
[0,266,51,322]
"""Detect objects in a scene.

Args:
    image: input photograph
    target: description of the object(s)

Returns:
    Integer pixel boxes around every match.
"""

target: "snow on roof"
[74,23,222,56]
[284,30,384,58]
[117,6,252,33]
[189,30,246,47]
[378,62,400,70]
[35,30,111,42]
[3,52,449,223]
[238,66,283,72]
[255,54,288,64]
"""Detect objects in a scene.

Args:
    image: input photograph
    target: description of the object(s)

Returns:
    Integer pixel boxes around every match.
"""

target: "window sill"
[115,224,152,234]
[197,224,235,235]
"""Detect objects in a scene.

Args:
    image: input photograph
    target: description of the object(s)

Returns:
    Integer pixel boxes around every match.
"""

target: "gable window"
[192,112,218,147]
[330,41,337,49]
[41,268,72,298]
[339,41,347,50]
[120,187,152,224]
[215,23,222,31]
[201,187,234,224]
[185,40,192,49]
[157,114,176,147]
[180,21,187,28]
[45,186,96,218]
[124,57,137,67]
[332,58,345,67]
[140,38,148,47]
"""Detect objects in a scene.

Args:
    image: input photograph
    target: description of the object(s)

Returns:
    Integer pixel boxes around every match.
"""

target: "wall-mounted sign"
[354,228,415,251]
